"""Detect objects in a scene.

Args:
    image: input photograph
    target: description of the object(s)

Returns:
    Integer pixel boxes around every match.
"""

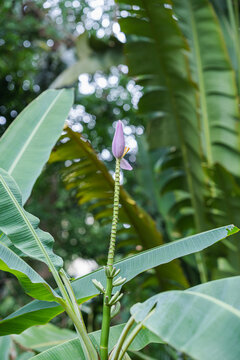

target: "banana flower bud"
[112,120,133,171]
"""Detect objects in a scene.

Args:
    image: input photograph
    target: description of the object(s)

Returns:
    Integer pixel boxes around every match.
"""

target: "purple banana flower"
[112,120,132,171]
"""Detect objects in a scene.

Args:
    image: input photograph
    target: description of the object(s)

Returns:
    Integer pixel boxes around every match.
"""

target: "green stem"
[110,316,135,360]
[60,270,98,360]
[64,305,96,360]
[100,158,121,360]
[118,324,143,360]
[60,269,86,328]
[116,311,154,360]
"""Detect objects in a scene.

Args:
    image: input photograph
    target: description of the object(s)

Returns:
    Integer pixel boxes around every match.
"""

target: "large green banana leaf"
[117,0,240,253]
[0,296,92,336]
[131,276,240,360]
[30,343,131,360]
[13,322,160,354]
[117,0,207,235]
[13,324,77,352]
[0,89,74,204]
[0,168,62,269]
[0,242,59,301]
[0,224,237,335]
[49,127,187,289]
[173,0,240,174]
[211,0,240,91]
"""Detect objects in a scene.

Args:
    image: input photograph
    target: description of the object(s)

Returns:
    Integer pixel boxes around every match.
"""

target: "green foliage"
[0,89,74,203]
[0,168,63,270]
[174,0,240,174]
[1,1,240,359]
[25,163,109,263]
[131,276,240,360]
[117,0,240,284]
[13,323,77,352]
[0,224,236,335]
[118,0,207,239]
[13,322,160,355]
[0,242,59,301]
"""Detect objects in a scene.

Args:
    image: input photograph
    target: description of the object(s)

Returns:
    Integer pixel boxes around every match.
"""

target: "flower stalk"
[100,157,121,360]
[100,120,132,359]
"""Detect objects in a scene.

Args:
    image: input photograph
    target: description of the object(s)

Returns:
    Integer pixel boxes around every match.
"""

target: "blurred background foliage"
[1,0,240,359]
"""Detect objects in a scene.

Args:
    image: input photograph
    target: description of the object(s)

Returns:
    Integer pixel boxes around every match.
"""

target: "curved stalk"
[110,316,135,360]
[100,158,121,360]
[60,269,98,360]
[114,311,154,360]
[118,323,143,360]
[64,305,97,360]
[60,269,86,328]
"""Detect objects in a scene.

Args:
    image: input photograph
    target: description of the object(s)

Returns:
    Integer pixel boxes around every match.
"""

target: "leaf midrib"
[185,289,240,317]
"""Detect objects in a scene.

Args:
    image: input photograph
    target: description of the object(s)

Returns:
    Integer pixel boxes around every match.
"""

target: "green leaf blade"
[13,323,77,352]
[0,168,63,270]
[17,323,159,359]
[173,0,240,173]
[0,242,59,301]
[131,276,240,360]
[0,89,74,203]
[0,225,237,335]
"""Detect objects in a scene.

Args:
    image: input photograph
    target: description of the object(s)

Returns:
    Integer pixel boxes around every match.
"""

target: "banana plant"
[1,6,240,356]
